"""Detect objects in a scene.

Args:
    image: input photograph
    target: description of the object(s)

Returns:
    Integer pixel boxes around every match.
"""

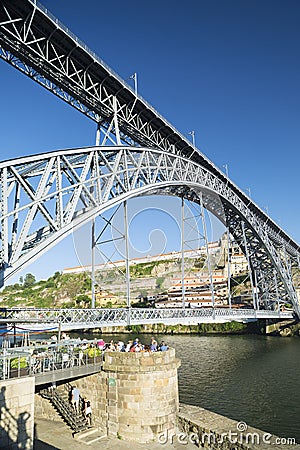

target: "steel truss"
[2,307,294,332]
[0,0,299,265]
[0,146,299,316]
[0,0,299,317]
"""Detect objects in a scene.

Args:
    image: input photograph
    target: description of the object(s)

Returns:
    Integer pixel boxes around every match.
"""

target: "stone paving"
[34,418,196,450]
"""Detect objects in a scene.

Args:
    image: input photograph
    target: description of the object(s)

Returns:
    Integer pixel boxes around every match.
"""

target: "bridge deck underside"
[34,362,101,386]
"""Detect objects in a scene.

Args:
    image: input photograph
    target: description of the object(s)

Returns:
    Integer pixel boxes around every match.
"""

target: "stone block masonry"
[177,403,300,450]
[102,349,181,443]
[0,377,35,450]
[35,349,181,444]
[35,371,108,430]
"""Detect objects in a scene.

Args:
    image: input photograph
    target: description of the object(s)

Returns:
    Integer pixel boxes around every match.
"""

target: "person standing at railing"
[78,349,84,366]
[159,341,168,352]
[97,338,105,350]
[150,337,158,352]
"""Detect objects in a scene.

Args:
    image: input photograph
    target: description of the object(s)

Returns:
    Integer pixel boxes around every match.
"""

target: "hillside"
[0,255,250,308]
[0,272,92,308]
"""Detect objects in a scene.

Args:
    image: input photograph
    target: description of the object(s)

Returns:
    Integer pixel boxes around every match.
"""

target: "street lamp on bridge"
[188,130,195,147]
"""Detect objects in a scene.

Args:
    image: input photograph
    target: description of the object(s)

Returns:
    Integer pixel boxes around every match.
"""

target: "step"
[75,427,107,445]
[42,391,89,433]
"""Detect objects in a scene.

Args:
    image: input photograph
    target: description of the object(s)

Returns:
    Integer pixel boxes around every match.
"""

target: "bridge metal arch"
[0,145,299,316]
[0,0,299,261]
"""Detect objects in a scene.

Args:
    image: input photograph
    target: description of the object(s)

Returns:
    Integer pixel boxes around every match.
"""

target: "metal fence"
[1,307,294,331]
[0,339,103,381]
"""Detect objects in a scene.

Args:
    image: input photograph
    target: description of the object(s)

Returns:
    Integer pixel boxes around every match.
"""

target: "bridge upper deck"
[0,0,299,256]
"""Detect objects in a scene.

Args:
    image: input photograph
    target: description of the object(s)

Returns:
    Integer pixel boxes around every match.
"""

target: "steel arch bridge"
[0,0,300,319]
[0,146,299,317]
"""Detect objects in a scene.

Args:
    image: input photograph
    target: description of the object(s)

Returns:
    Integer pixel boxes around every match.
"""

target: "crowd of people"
[65,336,168,427]
[96,336,169,353]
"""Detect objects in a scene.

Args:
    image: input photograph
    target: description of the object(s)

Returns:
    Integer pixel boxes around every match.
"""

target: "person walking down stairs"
[84,399,92,427]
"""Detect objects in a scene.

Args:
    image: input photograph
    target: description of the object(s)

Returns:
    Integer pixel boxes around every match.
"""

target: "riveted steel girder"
[3,307,294,331]
[0,146,299,316]
[0,1,299,316]
[0,0,299,267]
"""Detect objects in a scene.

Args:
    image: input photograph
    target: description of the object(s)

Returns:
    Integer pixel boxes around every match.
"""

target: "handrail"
[40,387,88,432]
[0,339,103,381]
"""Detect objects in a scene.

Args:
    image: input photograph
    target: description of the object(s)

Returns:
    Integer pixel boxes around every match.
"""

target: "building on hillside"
[155,273,228,308]
[227,252,249,276]
[62,242,220,275]
[218,233,249,276]
[169,273,227,291]
[95,289,122,307]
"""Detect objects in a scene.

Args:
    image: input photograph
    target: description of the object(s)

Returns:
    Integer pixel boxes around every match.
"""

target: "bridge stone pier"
[35,348,181,444]
[102,348,180,442]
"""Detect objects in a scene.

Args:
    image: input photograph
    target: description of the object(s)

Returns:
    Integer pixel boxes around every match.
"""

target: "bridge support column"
[227,229,232,308]
[200,193,215,307]
[102,349,181,443]
[242,221,257,310]
[91,216,96,309]
[124,201,131,323]
[181,197,185,308]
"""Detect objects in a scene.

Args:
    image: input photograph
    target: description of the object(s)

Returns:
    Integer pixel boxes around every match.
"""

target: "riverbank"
[85,320,299,337]
[33,404,300,449]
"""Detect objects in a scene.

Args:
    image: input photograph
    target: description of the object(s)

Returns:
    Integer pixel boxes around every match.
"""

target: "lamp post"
[222,164,228,178]
[128,72,138,96]
[188,130,195,147]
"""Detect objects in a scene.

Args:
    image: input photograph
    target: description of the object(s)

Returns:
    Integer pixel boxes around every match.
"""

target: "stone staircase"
[39,386,88,434]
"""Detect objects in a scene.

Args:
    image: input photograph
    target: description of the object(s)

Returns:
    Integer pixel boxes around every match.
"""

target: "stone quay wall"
[0,377,35,450]
[35,371,108,430]
[177,403,300,450]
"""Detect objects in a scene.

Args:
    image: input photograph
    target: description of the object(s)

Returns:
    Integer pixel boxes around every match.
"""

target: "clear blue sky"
[1,0,300,282]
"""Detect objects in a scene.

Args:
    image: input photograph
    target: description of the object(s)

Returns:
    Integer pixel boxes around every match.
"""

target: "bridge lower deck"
[1,307,294,333]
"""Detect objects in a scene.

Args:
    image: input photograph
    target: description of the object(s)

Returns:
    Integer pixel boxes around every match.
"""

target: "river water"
[95,333,300,442]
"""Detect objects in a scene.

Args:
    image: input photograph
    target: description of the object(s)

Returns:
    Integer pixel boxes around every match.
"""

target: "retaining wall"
[0,377,35,450]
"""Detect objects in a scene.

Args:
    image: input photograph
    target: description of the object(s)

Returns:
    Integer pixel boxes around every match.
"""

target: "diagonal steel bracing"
[0,1,299,317]
[0,0,299,266]
[0,146,299,316]
[2,307,294,332]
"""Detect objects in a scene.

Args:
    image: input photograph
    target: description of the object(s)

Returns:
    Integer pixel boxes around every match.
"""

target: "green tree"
[75,294,91,308]
[23,273,36,288]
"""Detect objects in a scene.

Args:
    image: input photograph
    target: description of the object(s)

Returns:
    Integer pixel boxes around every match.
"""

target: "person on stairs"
[84,400,92,427]
[71,385,80,413]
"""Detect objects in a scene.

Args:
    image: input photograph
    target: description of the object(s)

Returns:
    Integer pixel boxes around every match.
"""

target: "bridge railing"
[1,307,294,330]
[0,350,31,380]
